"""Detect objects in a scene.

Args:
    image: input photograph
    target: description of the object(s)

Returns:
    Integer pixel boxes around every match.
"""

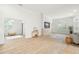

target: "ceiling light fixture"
[73,9,77,13]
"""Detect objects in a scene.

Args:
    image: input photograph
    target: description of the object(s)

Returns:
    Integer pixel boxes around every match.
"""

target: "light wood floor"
[0,36,79,54]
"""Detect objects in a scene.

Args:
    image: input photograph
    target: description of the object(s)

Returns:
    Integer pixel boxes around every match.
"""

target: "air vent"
[18,4,23,6]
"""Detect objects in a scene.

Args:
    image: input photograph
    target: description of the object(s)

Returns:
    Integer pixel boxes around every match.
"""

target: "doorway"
[4,18,24,40]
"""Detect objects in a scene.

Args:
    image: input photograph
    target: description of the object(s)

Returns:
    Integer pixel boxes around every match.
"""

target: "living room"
[0,4,79,54]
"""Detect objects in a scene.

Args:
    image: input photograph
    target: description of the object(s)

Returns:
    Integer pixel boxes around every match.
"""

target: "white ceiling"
[22,4,79,15]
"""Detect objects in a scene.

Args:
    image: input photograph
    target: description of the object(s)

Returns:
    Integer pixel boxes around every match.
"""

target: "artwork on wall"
[44,22,50,28]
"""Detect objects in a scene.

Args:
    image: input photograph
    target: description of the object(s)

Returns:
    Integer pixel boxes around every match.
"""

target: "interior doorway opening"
[4,18,24,40]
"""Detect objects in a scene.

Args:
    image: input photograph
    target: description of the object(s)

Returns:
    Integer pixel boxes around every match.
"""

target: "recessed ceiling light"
[73,9,77,13]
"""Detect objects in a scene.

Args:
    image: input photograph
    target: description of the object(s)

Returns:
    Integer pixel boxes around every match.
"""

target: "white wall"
[0,4,42,44]
[23,11,42,38]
